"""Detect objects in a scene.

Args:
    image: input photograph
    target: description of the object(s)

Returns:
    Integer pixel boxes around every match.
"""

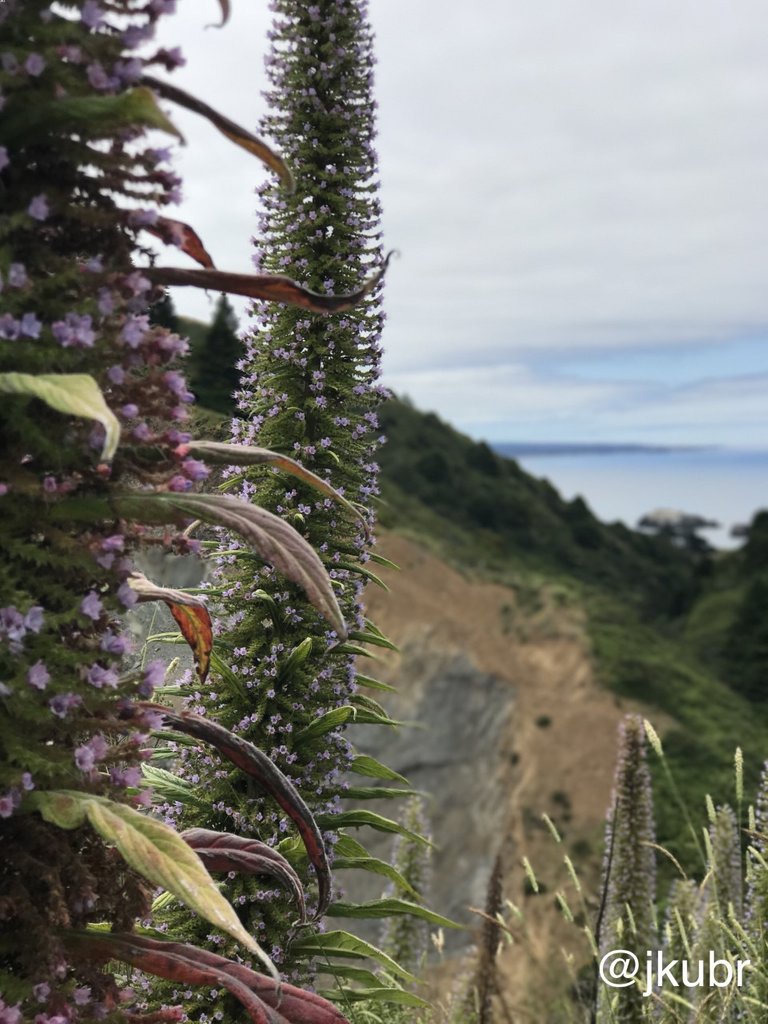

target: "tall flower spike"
[380,797,433,974]
[150,0,411,1007]
[597,715,657,1024]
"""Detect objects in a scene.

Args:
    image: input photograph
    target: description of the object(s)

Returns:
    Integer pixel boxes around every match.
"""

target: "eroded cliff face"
[346,533,666,1008]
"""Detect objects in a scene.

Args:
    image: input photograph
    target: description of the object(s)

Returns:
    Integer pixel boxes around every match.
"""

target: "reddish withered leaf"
[182,828,306,921]
[65,932,351,1024]
[134,703,332,917]
[145,217,215,269]
[142,75,293,191]
[169,604,213,683]
[127,573,213,682]
[143,251,393,315]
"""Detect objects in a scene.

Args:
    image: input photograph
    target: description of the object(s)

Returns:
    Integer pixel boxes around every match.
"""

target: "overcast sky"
[152,1,768,447]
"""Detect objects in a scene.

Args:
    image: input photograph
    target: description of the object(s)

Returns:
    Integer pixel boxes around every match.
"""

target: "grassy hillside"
[178,307,768,870]
[376,398,768,869]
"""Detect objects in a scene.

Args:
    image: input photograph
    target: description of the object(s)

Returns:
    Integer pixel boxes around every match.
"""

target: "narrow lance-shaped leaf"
[143,250,393,316]
[127,572,213,682]
[1,87,183,145]
[142,74,292,191]
[28,791,278,978]
[0,373,120,462]
[289,930,416,984]
[114,491,347,637]
[181,828,306,922]
[327,897,460,929]
[144,217,215,269]
[183,441,369,538]
[127,703,332,918]
[64,932,351,1024]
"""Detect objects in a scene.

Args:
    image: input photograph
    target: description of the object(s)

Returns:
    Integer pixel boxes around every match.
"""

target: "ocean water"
[510,448,768,550]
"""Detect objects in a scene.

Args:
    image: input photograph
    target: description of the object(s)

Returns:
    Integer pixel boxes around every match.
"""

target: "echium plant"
[153,0,441,1006]
[0,3,380,1023]
[597,715,657,1024]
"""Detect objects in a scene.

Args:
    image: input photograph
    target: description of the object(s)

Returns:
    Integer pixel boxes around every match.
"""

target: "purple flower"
[27,661,50,690]
[123,271,151,296]
[25,606,44,632]
[43,476,57,494]
[80,591,103,621]
[0,147,8,173]
[98,289,115,316]
[118,581,138,608]
[32,984,50,1003]
[182,459,209,481]
[25,54,46,77]
[73,988,91,1007]
[101,631,129,656]
[21,772,34,791]
[107,364,125,384]
[75,734,108,771]
[110,765,142,788]
[49,692,82,718]
[74,745,96,773]
[121,315,148,348]
[141,659,166,696]
[163,370,186,396]
[52,312,95,348]
[0,606,25,646]
[86,664,118,689]
[81,1,104,28]
[102,534,124,552]
[168,474,192,492]
[28,194,50,221]
[121,403,139,418]
[8,263,27,287]
[0,794,15,819]
[0,314,20,340]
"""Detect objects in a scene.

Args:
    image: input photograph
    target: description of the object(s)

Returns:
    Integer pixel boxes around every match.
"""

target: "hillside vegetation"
[182,320,768,872]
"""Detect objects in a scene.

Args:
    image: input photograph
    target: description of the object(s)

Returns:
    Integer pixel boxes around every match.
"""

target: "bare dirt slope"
[351,532,671,1014]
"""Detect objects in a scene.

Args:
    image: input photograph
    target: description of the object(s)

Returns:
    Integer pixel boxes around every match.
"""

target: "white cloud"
[151,1,768,442]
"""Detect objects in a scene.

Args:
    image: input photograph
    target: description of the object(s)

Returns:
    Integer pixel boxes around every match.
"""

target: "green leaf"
[368,553,401,571]
[355,673,397,694]
[319,987,429,1009]
[290,930,415,983]
[314,965,384,987]
[348,629,398,652]
[1,88,183,145]
[335,562,389,590]
[343,787,415,801]
[0,373,120,462]
[334,834,371,859]
[294,706,356,744]
[141,765,209,808]
[327,898,460,929]
[209,651,248,701]
[333,856,420,898]
[349,755,409,785]
[28,791,277,975]
[316,809,432,848]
